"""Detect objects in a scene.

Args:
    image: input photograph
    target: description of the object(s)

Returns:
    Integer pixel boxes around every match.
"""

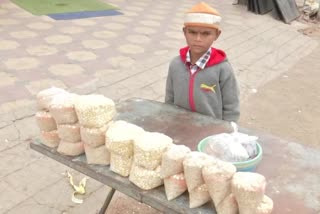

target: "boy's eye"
[187,30,213,36]
[201,32,211,36]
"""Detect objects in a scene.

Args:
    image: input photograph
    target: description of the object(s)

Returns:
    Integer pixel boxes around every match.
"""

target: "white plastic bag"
[203,122,259,162]
[204,134,249,162]
[232,132,258,158]
[231,122,258,158]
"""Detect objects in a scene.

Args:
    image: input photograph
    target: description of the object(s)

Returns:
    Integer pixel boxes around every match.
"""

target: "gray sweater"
[165,47,240,122]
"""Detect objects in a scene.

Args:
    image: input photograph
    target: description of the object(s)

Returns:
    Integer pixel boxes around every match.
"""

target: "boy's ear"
[183,27,187,36]
[215,29,221,40]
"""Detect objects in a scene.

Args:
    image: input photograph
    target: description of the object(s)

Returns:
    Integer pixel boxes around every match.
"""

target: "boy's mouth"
[192,46,204,51]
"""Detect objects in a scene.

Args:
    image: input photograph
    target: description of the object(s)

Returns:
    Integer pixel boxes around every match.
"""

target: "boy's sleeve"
[220,62,240,122]
[165,66,174,104]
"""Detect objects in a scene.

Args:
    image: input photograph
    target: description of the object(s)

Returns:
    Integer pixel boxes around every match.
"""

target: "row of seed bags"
[35,87,273,213]
[105,121,274,213]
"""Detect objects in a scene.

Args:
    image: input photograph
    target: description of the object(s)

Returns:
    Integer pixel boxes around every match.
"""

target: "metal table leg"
[99,188,116,214]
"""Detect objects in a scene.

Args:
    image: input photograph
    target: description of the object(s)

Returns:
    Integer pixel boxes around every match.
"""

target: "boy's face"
[183,26,220,56]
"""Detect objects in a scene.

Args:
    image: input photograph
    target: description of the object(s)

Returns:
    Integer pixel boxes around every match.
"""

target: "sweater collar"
[180,46,226,67]
[186,48,211,69]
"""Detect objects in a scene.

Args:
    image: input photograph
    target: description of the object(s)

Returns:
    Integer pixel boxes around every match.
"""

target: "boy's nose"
[196,33,202,41]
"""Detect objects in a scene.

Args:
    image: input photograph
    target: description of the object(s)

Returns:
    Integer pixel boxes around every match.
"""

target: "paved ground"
[240,36,320,150]
[0,0,319,213]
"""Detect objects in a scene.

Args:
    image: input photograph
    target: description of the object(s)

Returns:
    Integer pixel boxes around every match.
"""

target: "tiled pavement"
[0,0,318,213]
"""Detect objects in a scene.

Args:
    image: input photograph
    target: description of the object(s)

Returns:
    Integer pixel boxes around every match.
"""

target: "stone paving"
[0,0,318,213]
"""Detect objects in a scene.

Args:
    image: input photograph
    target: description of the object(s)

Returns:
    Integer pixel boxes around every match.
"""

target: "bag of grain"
[183,151,215,191]
[36,111,57,131]
[216,193,239,214]
[256,195,273,214]
[110,153,133,177]
[75,94,116,128]
[57,123,81,143]
[189,184,211,208]
[202,160,236,207]
[49,93,78,124]
[84,144,110,165]
[161,144,191,178]
[40,130,60,148]
[129,163,163,190]
[232,172,266,214]
[106,120,144,157]
[134,132,173,170]
[164,173,187,201]
[36,87,67,110]
[57,141,84,156]
[81,124,109,148]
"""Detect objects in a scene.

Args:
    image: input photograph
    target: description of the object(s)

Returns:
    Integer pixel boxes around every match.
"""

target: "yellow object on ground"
[66,171,88,204]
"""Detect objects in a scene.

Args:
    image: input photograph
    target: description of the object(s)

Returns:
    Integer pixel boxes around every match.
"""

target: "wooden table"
[30,98,320,214]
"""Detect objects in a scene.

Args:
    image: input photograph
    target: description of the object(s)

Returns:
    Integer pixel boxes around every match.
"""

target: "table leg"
[99,188,116,214]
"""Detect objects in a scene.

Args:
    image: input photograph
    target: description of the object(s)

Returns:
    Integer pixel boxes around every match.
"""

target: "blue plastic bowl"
[197,136,263,172]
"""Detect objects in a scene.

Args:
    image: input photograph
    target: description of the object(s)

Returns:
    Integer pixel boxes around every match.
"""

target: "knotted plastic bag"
[203,122,259,162]
[203,133,249,162]
[231,122,258,158]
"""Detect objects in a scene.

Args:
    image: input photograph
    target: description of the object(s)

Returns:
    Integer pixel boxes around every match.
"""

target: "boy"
[165,2,240,122]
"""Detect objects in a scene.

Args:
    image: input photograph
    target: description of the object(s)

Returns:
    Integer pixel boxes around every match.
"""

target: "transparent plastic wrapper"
[164,173,187,201]
[183,151,215,191]
[49,93,78,124]
[134,132,173,170]
[106,120,144,157]
[40,130,60,148]
[75,94,116,128]
[110,153,133,177]
[81,124,109,148]
[231,122,258,158]
[36,87,67,110]
[160,144,191,178]
[232,132,258,158]
[129,163,163,190]
[202,160,236,207]
[84,144,110,165]
[232,172,266,214]
[57,123,81,143]
[203,133,249,162]
[256,195,274,214]
[57,141,84,156]
[189,184,211,208]
[36,111,57,131]
[216,193,239,214]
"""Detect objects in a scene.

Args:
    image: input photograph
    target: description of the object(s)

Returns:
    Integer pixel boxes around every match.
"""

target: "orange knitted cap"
[184,2,222,30]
